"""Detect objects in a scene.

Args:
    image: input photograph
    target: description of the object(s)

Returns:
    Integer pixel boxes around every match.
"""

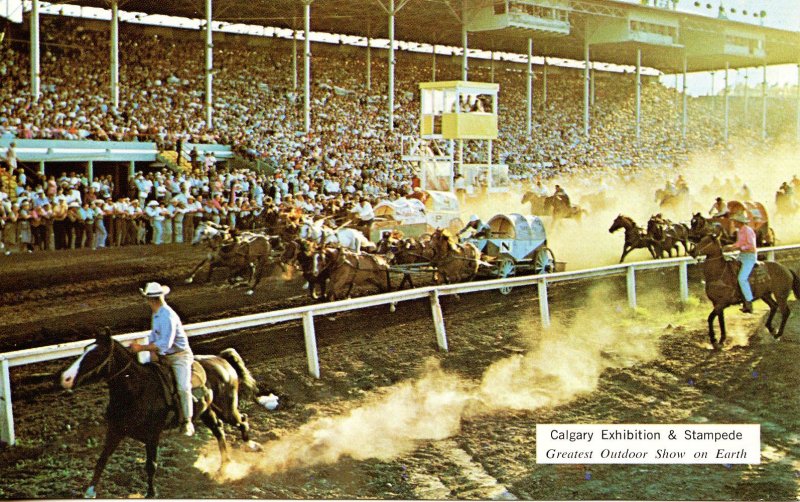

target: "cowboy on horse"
[129,282,196,436]
[722,213,757,313]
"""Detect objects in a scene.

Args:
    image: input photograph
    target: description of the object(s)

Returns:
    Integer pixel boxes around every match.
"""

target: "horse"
[543,194,585,222]
[313,246,392,302]
[188,222,275,295]
[59,327,260,498]
[299,217,376,253]
[608,215,656,263]
[646,214,690,258]
[654,187,689,210]
[427,228,481,284]
[280,239,330,300]
[377,234,433,290]
[775,190,796,219]
[521,191,546,214]
[689,213,734,247]
[691,234,800,347]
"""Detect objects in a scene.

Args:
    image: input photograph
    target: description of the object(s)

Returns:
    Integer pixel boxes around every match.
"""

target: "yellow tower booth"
[418,81,508,194]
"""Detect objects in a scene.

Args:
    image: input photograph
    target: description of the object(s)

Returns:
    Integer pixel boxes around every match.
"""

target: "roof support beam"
[543,58,548,107]
[635,48,641,144]
[385,0,409,132]
[461,16,468,81]
[796,63,800,141]
[366,37,372,91]
[204,0,213,129]
[110,0,120,111]
[292,28,298,90]
[761,62,767,140]
[526,38,533,136]
[388,0,395,131]
[583,37,590,137]
[723,61,729,144]
[303,0,312,134]
[431,44,436,81]
[682,53,687,143]
[743,69,749,125]
[30,0,40,102]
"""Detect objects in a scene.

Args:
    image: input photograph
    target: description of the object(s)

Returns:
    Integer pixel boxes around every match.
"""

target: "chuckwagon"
[466,213,562,294]
[370,190,464,242]
[716,200,775,247]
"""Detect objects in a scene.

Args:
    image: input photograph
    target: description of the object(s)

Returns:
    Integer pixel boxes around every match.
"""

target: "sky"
[1,0,798,96]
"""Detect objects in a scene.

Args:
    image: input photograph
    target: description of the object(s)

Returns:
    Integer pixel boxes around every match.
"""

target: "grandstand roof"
[66,0,800,72]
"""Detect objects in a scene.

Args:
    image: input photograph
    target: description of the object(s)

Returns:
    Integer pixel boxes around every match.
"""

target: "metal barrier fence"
[1,244,798,446]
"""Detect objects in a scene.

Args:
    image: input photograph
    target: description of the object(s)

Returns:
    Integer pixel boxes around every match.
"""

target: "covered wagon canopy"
[488,213,546,242]
[424,190,460,214]
[374,198,427,225]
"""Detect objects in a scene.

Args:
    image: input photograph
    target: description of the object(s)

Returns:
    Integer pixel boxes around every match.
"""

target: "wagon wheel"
[498,256,516,295]
[534,247,556,275]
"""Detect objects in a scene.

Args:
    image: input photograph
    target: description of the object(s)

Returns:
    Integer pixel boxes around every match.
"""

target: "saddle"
[150,357,210,427]
[729,259,770,288]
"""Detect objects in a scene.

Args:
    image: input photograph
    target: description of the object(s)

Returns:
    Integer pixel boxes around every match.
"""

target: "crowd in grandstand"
[0,16,797,253]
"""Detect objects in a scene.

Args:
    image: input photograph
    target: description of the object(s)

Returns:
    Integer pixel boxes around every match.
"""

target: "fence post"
[537,279,551,328]
[679,261,689,303]
[627,266,637,309]
[429,290,449,351]
[0,357,14,446]
[302,311,321,378]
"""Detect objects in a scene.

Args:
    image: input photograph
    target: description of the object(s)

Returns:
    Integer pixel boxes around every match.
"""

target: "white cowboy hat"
[730,213,749,224]
[140,282,171,298]
[469,214,479,223]
[147,200,159,206]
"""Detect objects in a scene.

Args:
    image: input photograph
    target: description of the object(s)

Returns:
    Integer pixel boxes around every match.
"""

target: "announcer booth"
[418,81,508,193]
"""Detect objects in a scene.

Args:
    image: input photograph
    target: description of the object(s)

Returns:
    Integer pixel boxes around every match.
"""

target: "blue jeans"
[738,252,756,302]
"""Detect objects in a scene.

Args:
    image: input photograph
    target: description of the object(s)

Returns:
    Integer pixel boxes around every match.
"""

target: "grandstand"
[0,1,797,249]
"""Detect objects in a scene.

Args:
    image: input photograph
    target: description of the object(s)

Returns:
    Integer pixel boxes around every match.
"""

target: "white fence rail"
[2,245,799,446]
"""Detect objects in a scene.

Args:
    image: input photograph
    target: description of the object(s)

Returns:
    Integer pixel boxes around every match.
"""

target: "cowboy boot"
[741,300,753,314]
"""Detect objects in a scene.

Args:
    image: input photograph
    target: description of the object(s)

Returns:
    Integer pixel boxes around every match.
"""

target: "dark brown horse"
[646,214,690,258]
[280,239,330,300]
[691,235,800,347]
[60,327,260,498]
[543,194,586,222]
[608,215,656,263]
[188,222,275,295]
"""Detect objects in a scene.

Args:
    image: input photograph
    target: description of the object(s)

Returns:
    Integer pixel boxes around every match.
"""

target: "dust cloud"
[196,283,685,481]
[459,140,800,270]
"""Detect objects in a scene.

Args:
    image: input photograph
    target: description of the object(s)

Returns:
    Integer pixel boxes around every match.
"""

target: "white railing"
[2,244,799,445]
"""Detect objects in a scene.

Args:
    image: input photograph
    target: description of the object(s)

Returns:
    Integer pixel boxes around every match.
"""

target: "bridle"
[79,342,134,384]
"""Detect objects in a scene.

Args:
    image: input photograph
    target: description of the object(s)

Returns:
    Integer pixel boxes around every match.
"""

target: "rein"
[81,343,135,383]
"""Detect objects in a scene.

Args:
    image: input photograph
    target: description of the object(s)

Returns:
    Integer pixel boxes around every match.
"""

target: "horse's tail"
[218,348,259,400]
[791,269,800,301]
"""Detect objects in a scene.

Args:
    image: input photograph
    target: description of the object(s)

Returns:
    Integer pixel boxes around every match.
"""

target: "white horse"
[299,217,376,253]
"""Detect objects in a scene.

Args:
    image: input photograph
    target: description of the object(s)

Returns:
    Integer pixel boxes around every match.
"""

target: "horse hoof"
[389,303,396,313]
[245,440,263,452]
[146,491,157,499]
[245,290,254,296]
[185,278,194,284]
[84,486,97,499]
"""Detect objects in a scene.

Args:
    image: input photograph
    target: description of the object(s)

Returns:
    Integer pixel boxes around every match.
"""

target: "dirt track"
[1,244,800,500]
